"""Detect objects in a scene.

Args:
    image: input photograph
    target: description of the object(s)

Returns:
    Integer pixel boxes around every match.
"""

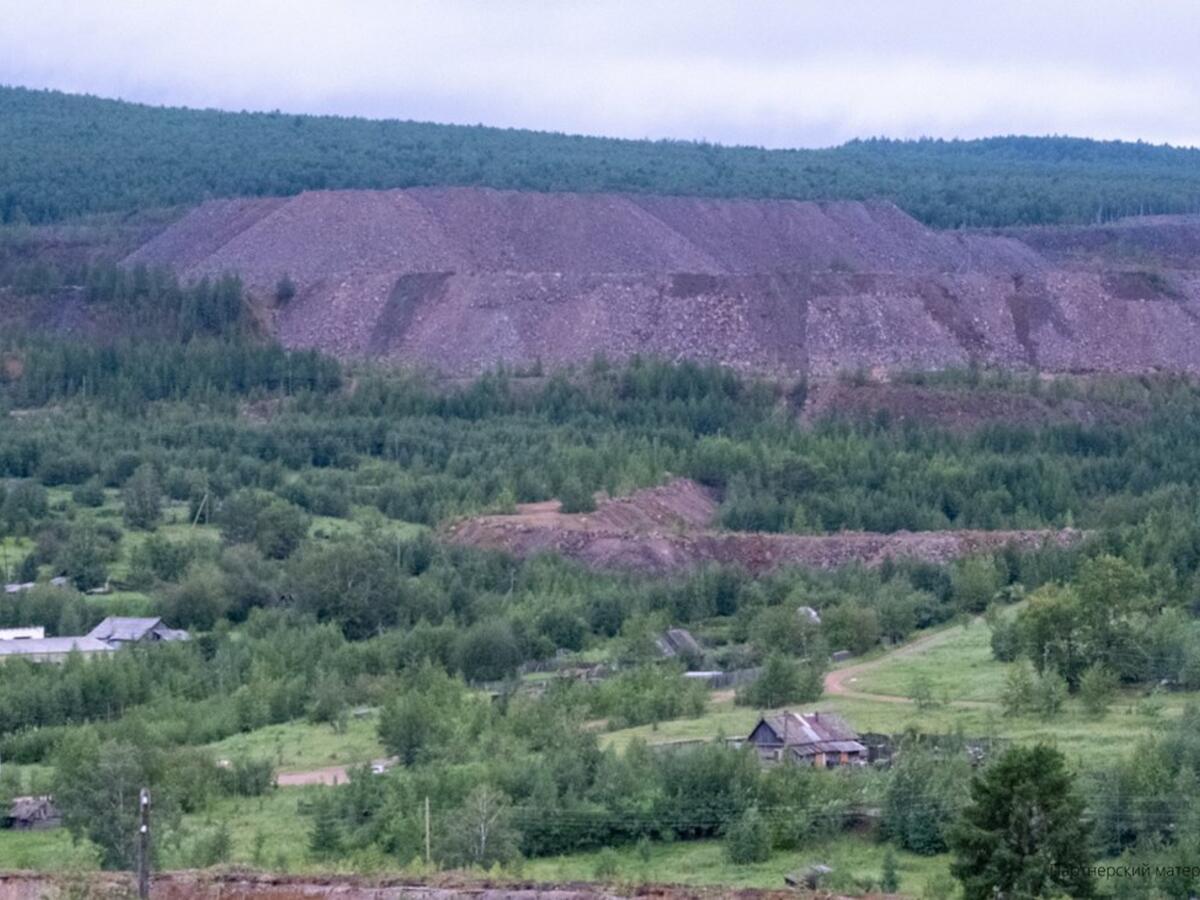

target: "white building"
[0,617,187,663]
[0,627,46,641]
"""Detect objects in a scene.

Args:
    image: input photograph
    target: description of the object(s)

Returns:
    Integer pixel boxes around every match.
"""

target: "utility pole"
[424,796,431,867]
[136,788,151,900]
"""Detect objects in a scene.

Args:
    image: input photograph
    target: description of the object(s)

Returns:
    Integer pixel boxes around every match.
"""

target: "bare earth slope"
[444,479,1082,575]
[126,187,1200,377]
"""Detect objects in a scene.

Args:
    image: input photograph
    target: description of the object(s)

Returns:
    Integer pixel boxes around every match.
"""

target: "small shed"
[655,628,702,660]
[3,796,61,831]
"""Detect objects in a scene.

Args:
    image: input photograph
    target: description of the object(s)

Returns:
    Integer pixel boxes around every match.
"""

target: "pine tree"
[308,794,343,859]
[950,744,1093,899]
[880,848,900,893]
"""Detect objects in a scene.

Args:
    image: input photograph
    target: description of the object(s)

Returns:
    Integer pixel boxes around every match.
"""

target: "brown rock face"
[444,479,1084,576]
[126,188,1200,377]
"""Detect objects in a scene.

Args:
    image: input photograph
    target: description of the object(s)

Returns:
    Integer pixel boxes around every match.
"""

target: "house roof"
[0,637,114,657]
[755,711,862,749]
[656,628,702,658]
[6,796,59,821]
[86,617,184,642]
[87,617,162,641]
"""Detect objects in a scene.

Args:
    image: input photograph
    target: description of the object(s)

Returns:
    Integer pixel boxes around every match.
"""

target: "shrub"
[275,274,297,304]
[593,847,621,880]
[121,464,162,530]
[71,478,106,508]
[1034,670,1068,719]
[1079,664,1117,716]
[725,806,772,864]
[457,619,522,683]
[1001,662,1036,716]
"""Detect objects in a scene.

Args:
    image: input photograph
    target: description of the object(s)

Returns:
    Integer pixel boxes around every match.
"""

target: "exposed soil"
[445,480,1083,576]
[274,757,396,787]
[113,186,1200,378]
[0,872,841,900]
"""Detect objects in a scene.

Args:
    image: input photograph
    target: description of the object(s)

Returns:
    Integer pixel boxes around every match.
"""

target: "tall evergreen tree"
[950,744,1093,899]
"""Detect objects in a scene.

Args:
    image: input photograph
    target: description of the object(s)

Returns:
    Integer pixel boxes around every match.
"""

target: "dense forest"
[5,319,1200,887]
[3,85,1200,229]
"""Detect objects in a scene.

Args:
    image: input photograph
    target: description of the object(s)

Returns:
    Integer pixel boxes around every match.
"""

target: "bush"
[593,847,621,880]
[457,619,522,683]
[1079,664,1117,716]
[275,274,297,305]
[121,464,162,530]
[725,806,772,864]
[558,476,596,514]
[71,478,106,508]
[218,757,275,797]
[881,848,900,893]
[883,740,970,855]
[1001,662,1036,716]
[1034,670,1067,719]
[1,480,48,532]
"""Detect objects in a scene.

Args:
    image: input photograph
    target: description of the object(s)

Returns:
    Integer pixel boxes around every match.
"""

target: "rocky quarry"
[444,479,1083,575]
[124,187,1200,377]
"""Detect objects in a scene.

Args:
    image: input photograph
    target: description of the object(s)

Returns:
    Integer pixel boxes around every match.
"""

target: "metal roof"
[86,617,164,642]
[0,636,114,657]
[758,711,861,747]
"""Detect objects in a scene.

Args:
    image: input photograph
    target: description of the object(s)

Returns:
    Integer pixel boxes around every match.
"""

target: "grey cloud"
[0,0,1197,147]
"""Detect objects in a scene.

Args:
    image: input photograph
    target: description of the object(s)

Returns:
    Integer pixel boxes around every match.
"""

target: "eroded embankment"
[444,479,1083,576]
[0,872,811,900]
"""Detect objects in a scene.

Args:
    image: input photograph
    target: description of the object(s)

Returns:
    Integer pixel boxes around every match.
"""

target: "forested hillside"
[3,85,1200,228]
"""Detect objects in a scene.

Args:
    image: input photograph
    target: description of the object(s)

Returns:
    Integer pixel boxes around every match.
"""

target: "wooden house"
[745,711,866,767]
[3,796,61,831]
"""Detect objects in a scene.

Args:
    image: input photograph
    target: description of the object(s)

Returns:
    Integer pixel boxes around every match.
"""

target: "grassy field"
[204,713,385,773]
[522,835,951,894]
[604,617,1190,769]
[3,790,954,896]
[165,787,323,872]
[0,826,101,871]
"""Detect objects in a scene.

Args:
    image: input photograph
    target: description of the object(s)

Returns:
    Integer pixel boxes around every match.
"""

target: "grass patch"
[522,834,951,893]
[0,827,100,871]
[604,616,1194,769]
[165,787,320,871]
[204,714,385,773]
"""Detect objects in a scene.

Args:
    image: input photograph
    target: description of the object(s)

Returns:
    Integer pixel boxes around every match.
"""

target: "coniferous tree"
[950,744,1093,900]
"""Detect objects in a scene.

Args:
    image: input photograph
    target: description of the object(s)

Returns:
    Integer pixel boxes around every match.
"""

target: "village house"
[744,711,867,768]
[2,796,61,831]
[0,616,188,663]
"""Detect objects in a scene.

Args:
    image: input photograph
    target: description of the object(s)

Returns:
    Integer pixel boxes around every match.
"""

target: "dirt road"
[275,757,396,787]
[823,620,994,709]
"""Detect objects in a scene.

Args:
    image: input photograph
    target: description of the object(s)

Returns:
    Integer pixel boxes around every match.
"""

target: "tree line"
[4,85,1200,228]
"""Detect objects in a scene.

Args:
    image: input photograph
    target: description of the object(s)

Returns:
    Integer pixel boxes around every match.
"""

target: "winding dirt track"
[823,620,994,709]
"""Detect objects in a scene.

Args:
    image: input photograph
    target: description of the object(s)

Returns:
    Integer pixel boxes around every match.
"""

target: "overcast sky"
[2,0,1198,149]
